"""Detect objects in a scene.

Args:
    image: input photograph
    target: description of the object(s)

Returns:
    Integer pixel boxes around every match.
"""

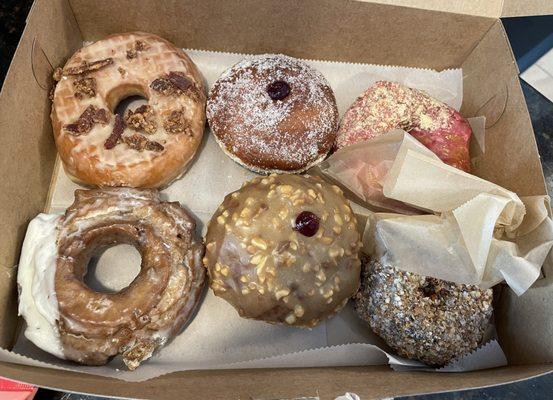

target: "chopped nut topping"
[122,133,164,152]
[124,105,157,134]
[64,58,114,76]
[65,105,109,136]
[126,40,147,59]
[163,109,192,135]
[104,114,126,149]
[73,77,96,99]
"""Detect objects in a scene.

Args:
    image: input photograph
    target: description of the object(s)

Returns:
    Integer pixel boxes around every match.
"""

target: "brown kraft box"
[0,0,552,398]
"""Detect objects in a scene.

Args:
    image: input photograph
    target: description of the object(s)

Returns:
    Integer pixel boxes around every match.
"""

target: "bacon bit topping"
[64,58,114,76]
[126,40,147,60]
[123,134,164,152]
[118,66,127,77]
[150,71,200,99]
[163,109,192,135]
[65,105,109,136]
[104,114,125,149]
[52,67,63,82]
[168,72,193,91]
[124,105,157,134]
[73,77,96,99]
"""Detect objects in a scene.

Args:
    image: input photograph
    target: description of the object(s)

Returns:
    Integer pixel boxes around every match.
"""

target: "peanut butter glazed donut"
[354,259,493,366]
[204,174,361,327]
[207,54,338,174]
[51,32,206,188]
[17,188,205,369]
[337,81,472,172]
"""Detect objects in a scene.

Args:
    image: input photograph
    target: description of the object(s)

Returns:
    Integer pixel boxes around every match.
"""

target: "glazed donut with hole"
[17,188,205,369]
[51,32,206,188]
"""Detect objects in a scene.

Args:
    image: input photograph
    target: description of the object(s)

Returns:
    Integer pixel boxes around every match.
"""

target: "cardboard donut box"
[1,0,552,398]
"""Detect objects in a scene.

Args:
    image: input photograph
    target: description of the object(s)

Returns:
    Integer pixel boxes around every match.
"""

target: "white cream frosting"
[17,213,65,359]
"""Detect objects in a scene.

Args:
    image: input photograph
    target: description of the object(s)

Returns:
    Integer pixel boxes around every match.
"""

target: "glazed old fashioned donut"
[204,174,361,327]
[51,32,206,188]
[354,259,493,366]
[207,54,338,174]
[336,81,472,171]
[17,188,205,369]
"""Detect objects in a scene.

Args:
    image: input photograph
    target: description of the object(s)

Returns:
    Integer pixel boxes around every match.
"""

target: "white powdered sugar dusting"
[206,54,338,172]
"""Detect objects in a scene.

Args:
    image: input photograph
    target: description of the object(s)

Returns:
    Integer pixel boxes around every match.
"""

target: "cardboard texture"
[0,0,552,398]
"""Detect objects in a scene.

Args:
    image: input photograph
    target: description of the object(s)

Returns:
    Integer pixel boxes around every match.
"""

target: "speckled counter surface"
[1,2,552,399]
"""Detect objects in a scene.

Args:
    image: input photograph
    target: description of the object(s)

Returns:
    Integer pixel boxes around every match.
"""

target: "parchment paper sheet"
[3,50,507,381]
[319,130,552,295]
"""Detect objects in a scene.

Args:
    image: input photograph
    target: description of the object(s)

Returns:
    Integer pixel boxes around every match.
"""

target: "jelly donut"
[204,174,361,327]
[354,259,493,366]
[336,81,472,172]
[51,32,206,188]
[207,54,338,174]
[17,188,205,369]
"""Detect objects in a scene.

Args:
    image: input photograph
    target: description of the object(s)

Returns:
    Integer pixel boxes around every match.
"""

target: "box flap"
[359,0,553,18]
[501,0,553,17]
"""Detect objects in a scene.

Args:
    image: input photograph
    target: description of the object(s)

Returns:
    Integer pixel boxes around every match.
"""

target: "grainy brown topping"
[118,66,127,77]
[124,105,157,134]
[65,105,109,136]
[104,114,125,149]
[73,77,96,99]
[123,133,164,152]
[354,258,493,366]
[163,109,191,135]
[126,40,147,60]
[64,58,114,76]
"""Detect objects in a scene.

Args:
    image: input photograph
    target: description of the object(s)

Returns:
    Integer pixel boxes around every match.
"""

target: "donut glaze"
[204,174,361,327]
[51,32,206,188]
[17,188,206,369]
[336,81,472,172]
[207,55,338,174]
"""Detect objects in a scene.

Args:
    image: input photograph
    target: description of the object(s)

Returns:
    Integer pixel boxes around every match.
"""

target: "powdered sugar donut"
[51,32,206,188]
[206,54,338,174]
[336,81,472,171]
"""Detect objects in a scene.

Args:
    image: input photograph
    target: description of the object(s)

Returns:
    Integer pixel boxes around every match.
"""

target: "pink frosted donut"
[336,81,472,172]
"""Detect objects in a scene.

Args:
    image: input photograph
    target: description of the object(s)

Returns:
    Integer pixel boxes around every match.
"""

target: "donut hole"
[107,84,149,116]
[84,244,142,293]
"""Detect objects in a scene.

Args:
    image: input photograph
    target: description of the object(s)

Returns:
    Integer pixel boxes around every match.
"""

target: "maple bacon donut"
[17,188,205,369]
[51,32,206,188]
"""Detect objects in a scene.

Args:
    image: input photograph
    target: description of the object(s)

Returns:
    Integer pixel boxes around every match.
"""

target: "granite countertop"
[1,2,552,399]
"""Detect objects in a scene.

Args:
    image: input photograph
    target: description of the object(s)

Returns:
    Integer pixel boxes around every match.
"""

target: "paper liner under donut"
[55,188,205,369]
[51,32,206,188]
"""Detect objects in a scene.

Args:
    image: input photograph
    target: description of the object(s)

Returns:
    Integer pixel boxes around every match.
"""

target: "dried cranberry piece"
[266,80,290,100]
[293,211,320,237]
